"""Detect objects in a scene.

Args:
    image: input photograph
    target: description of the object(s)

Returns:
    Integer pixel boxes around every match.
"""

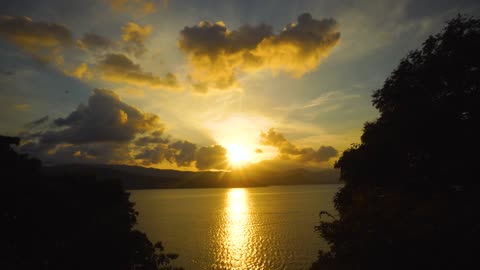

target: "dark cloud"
[255,148,263,153]
[133,139,198,168]
[50,142,132,164]
[178,13,340,92]
[43,88,160,144]
[77,32,116,52]
[134,144,172,165]
[298,146,338,162]
[134,140,224,169]
[179,22,272,56]
[0,15,73,61]
[98,53,179,89]
[25,115,49,128]
[18,89,226,170]
[260,128,338,163]
[19,138,132,165]
[195,145,228,170]
[170,140,197,167]
[134,129,168,146]
[19,89,161,165]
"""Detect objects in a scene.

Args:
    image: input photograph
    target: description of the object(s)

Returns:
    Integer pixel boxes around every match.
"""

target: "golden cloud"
[108,0,157,15]
[178,13,340,92]
[122,22,152,42]
[0,16,177,90]
[65,63,92,79]
[98,53,179,89]
[260,128,338,163]
[0,15,73,62]
[14,103,31,111]
[121,22,152,57]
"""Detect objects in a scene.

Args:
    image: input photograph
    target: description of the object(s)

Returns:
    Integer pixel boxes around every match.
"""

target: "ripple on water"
[130,185,341,270]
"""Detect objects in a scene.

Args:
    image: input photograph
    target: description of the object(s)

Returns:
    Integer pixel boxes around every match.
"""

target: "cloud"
[18,89,226,170]
[134,144,172,165]
[0,15,73,62]
[170,140,197,167]
[133,140,227,170]
[195,145,228,170]
[121,22,152,57]
[134,129,168,146]
[47,142,132,164]
[108,0,156,15]
[98,53,179,89]
[136,141,226,169]
[0,16,178,90]
[18,88,161,164]
[133,139,199,168]
[77,32,116,52]
[65,62,92,79]
[255,13,340,76]
[260,128,299,155]
[42,88,160,144]
[14,103,31,111]
[260,128,338,163]
[297,146,339,162]
[26,115,49,128]
[178,13,340,92]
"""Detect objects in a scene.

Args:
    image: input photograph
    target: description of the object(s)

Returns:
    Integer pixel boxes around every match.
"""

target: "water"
[130,184,341,270]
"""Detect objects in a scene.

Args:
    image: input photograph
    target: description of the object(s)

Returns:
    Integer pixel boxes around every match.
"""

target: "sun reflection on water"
[218,188,253,269]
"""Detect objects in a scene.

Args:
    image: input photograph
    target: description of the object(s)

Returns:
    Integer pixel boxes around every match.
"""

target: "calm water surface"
[130,184,341,270]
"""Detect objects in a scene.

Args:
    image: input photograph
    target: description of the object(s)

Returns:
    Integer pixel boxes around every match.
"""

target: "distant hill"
[42,164,340,189]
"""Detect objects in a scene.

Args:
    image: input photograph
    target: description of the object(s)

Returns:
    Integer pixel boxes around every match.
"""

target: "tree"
[0,136,183,270]
[311,15,480,270]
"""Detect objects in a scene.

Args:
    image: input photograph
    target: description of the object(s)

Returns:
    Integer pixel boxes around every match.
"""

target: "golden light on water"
[220,188,253,269]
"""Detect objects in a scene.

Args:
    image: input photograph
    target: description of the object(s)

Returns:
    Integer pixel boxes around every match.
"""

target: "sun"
[226,144,250,167]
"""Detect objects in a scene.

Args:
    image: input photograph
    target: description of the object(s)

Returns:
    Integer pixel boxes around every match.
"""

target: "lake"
[130,184,341,270]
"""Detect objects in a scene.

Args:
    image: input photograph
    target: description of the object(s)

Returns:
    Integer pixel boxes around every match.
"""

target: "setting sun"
[226,144,250,166]
[1,1,477,269]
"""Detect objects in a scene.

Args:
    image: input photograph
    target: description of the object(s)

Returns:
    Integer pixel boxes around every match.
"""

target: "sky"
[1,0,479,171]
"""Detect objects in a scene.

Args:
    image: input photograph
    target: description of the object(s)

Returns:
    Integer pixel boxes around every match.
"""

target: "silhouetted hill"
[1,135,183,270]
[42,164,340,189]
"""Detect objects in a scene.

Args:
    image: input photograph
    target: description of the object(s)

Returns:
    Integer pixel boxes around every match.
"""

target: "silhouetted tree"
[311,15,480,270]
[0,136,183,270]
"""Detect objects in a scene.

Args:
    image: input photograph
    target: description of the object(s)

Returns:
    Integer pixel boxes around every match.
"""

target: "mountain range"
[42,164,341,189]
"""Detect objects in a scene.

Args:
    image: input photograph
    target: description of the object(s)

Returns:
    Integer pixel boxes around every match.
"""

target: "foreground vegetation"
[0,135,182,270]
[312,15,480,270]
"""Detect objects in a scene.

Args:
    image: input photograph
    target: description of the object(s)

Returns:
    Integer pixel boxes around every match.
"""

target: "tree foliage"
[0,135,183,270]
[311,15,480,270]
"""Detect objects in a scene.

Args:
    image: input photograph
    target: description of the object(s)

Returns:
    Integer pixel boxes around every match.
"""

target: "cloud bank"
[0,16,178,90]
[19,89,227,170]
[178,13,340,92]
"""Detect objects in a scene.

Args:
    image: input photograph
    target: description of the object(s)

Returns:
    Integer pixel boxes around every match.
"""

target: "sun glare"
[226,144,250,166]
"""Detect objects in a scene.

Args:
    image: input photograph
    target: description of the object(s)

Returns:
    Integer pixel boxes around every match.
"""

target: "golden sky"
[1,0,478,171]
